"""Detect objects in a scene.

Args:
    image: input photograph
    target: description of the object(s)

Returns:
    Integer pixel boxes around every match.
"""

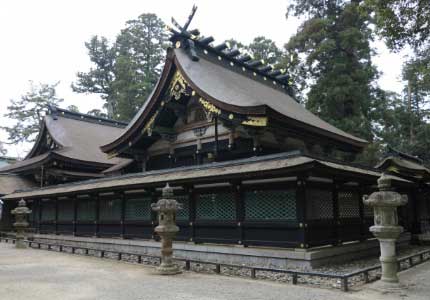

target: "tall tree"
[73,13,168,121]
[247,36,283,65]
[2,82,63,144]
[72,36,116,117]
[366,0,430,51]
[286,0,378,141]
[365,0,430,161]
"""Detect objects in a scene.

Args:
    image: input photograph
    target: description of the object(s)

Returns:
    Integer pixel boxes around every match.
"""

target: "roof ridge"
[166,10,295,98]
[170,34,296,98]
[47,106,128,128]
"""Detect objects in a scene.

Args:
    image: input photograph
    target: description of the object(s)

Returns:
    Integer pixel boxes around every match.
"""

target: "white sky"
[0,0,406,158]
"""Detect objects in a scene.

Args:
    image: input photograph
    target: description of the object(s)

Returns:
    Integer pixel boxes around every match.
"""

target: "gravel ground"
[1,242,430,300]
[25,241,430,290]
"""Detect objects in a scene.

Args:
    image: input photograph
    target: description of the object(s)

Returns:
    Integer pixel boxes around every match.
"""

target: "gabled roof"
[0,107,130,174]
[101,32,368,156]
[376,147,430,182]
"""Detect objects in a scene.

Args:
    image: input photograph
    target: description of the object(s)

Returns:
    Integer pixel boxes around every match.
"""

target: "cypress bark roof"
[0,108,130,173]
[2,152,411,200]
[101,45,368,156]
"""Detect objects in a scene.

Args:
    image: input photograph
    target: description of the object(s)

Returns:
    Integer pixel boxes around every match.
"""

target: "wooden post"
[95,194,100,237]
[190,187,196,243]
[55,198,59,235]
[38,199,42,233]
[332,181,340,245]
[73,196,77,236]
[151,189,158,239]
[234,181,244,245]
[358,186,366,240]
[296,176,308,248]
[120,192,126,238]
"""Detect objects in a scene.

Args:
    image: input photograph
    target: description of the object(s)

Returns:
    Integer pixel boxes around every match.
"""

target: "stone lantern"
[363,173,408,285]
[151,183,182,275]
[11,199,32,249]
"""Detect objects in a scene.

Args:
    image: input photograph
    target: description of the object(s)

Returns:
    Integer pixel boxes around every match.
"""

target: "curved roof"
[0,109,129,173]
[2,152,412,200]
[102,47,367,155]
[174,48,367,145]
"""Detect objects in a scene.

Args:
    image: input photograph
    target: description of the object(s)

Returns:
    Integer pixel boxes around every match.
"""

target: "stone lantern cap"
[363,174,408,207]
[151,184,183,212]
[11,199,31,215]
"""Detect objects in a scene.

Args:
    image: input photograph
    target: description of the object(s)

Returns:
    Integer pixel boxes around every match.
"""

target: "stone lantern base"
[155,264,182,275]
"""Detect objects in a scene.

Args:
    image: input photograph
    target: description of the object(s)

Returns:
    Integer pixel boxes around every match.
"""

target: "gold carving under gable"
[199,97,221,115]
[143,110,159,136]
[242,117,268,127]
[169,71,189,100]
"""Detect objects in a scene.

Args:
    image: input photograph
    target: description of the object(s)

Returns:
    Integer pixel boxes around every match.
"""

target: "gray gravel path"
[0,242,428,300]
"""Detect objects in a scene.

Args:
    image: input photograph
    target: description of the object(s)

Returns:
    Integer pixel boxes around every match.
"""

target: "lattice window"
[175,194,189,221]
[196,192,236,221]
[77,199,96,221]
[58,200,74,221]
[99,198,121,221]
[338,191,360,218]
[245,189,297,221]
[41,201,55,221]
[125,196,152,221]
[306,189,333,220]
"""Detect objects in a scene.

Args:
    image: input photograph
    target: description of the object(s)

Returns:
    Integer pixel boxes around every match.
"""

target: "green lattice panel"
[41,201,55,221]
[306,189,333,220]
[99,198,121,221]
[175,194,190,221]
[125,197,152,221]
[245,189,297,221]
[58,200,74,221]
[338,191,360,218]
[196,192,236,221]
[77,199,96,221]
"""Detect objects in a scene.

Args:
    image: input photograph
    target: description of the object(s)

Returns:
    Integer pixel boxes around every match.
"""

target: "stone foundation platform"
[10,232,411,269]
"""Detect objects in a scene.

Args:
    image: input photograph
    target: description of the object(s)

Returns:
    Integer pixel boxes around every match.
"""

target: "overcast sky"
[0,0,406,158]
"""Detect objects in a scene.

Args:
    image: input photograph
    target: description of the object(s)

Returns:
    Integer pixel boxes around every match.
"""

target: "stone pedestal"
[363,174,407,286]
[151,183,182,275]
[11,199,32,249]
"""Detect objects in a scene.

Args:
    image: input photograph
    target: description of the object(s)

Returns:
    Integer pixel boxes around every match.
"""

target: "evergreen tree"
[286,0,378,141]
[72,36,116,117]
[2,82,63,144]
[366,0,430,51]
[247,36,283,65]
[72,13,168,121]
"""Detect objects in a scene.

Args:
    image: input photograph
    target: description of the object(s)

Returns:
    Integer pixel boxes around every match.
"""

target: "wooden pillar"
[38,199,42,233]
[73,196,77,236]
[411,189,421,234]
[150,189,158,240]
[234,181,244,245]
[95,194,100,237]
[296,176,308,248]
[54,198,59,235]
[358,185,366,240]
[120,192,126,238]
[332,181,340,245]
[190,187,196,243]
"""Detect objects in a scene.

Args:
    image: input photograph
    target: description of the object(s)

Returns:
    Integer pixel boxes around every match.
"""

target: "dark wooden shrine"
[1,8,427,249]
